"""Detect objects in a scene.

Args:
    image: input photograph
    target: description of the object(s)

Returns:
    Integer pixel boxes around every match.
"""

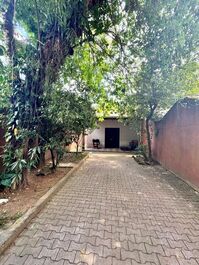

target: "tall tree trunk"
[82,130,85,151]
[39,151,45,168]
[146,118,152,162]
[50,148,56,170]
[22,138,29,187]
[76,142,79,155]
[4,0,16,62]
[145,102,157,162]
[75,134,81,155]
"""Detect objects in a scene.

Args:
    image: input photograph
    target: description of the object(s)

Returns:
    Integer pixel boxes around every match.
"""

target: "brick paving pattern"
[1,153,199,265]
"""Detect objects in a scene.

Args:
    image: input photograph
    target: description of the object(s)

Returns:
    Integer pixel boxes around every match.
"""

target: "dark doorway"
[105,128,120,148]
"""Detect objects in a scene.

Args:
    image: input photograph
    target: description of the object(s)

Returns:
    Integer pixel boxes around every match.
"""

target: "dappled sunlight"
[79,252,95,265]
[113,241,121,248]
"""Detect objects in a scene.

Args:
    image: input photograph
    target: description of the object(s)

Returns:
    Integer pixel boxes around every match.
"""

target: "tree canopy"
[114,0,199,159]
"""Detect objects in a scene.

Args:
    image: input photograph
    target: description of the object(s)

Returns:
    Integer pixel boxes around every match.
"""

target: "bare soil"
[0,152,86,230]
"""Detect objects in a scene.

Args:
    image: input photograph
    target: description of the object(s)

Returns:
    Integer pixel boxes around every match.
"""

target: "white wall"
[85,119,138,148]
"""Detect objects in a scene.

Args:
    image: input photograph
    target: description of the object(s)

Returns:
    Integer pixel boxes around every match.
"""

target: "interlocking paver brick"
[36,217,59,226]
[95,237,111,248]
[1,153,199,265]
[80,235,97,246]
[182,249,199,259]
[38,246,59,260]
[82,223,97,230]
[163,246,185,259]
[128,241,146,252]
[157,254,179,265]
[150,237,169,247]
[60,226,76,234]
[188,234,199,242]
[167,239,186,249]
[49,231,65,241]
[15,236,38,247]
[56,249,76,263]
[2,254,28,265]
[86,243,103,256]
[52,239,70,251]
[94,255,112,265]
[177,258,199,265]
[21,228,37,238]
[20,246,42,258]
[36,238,55,248]
[112,258,132,265]
[105,231,120,240]
[112,240,128,250]
[6,245,25,256]
[98,224,112,233]
[74,251,94,265]
[57,220,72,227]
[68,241,86,252]
[33,230,52,239]
[121,249,140,262]
[145,243,165,255]
[135,235,151,245]
[103,246,121,259]
[75,227,90,236]
[184,240,199,250]
[24,256,45,265]
[44,258,65,265]
[63,233,81,242]
[139,252,160,264]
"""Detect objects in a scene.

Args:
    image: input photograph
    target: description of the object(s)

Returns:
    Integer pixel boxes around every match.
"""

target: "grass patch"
[0,213,9,228]
[0,212,23,228]
[10,212,23,221]
[61,152,87,163]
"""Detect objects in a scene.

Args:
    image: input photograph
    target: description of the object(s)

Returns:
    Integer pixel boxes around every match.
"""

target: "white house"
[85,117,138,150]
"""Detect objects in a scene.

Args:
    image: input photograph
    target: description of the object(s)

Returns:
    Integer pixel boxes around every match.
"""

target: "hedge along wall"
[151,98,199,189]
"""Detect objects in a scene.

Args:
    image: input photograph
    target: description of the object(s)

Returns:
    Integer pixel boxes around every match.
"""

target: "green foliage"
[1,146,26,187]
[0,33,11,114]
[28,146,41,168]
[173,62,199,97]
[61,43,118,117]
[112,0,199,160]
[1,0,122,187]
[0,65,11,112]
[0,143,41,187]
[39,117,69,168]
[44,87,96,155]
[121,0,199,119]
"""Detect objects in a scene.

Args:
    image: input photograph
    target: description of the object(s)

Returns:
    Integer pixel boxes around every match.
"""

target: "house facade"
[85,118,138,149]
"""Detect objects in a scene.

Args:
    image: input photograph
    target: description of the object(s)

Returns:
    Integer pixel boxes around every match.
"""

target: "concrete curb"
[0,153,90,256]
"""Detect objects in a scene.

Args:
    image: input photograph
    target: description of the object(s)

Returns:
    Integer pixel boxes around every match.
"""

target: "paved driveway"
[1,153,199,265]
